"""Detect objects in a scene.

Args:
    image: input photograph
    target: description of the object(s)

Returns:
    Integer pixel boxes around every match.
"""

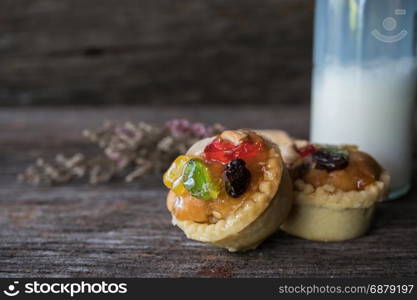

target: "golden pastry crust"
[167,130,293,252]
[281,203,376,242]
[281,172,389,242]
[293,170,390,209]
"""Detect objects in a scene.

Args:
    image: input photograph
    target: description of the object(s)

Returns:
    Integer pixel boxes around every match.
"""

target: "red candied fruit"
[298,144,316,157]
[203,138,235,163]
[204,138,263,164]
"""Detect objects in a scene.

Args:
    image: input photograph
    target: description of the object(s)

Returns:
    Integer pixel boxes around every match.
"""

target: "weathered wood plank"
[0,0,313,105]
[0,183,416,278]
[0,106,416,278]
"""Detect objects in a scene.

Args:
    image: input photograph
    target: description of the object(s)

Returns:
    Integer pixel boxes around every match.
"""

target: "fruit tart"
[163,129,293,252]
[274,140,390,242]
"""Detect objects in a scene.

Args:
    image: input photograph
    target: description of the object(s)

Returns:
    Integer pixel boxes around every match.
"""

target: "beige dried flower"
[18,119,224,186]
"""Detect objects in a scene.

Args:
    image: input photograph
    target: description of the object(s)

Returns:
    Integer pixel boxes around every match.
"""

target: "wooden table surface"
[1,106,416,278]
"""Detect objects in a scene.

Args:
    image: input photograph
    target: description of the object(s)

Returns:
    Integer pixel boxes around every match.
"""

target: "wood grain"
[0,106,416,278]
[0,0,313,106]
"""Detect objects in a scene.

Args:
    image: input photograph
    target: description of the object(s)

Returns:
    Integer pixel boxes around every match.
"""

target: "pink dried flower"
[191,122,212,138]
[166,119,216,138]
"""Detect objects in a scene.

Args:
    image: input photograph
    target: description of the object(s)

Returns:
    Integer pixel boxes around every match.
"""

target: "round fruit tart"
[276,140,390,242]
[163,129,293,252]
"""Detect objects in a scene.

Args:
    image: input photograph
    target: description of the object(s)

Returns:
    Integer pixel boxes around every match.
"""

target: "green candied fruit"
[320,145,349,158]
[182,158,220,200]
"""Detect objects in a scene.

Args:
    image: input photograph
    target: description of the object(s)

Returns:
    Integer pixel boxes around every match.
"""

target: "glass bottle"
[311,0,417,199]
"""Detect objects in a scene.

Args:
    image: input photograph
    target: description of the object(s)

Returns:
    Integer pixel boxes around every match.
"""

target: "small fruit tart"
[269,137,390,242]
[163,129,293,251]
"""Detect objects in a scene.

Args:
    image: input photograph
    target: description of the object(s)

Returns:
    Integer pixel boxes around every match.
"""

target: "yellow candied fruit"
[163,155,193,195]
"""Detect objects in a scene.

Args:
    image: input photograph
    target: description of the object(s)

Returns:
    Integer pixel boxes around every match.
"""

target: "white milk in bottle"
[311,59,416,198]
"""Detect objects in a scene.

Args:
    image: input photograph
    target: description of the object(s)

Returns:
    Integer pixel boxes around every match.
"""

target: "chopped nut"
[220,130,249,145]
[212,211,222,219]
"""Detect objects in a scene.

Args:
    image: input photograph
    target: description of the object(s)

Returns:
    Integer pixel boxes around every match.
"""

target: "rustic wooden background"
[1,0,416,278]
[0,0,313,106]
[1,106,416,277]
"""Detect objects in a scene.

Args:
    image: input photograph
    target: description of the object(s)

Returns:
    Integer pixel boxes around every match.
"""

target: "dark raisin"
[312,149,349,171]
[224,159,251,198]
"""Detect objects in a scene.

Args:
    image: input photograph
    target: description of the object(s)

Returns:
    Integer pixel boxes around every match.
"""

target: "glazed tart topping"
[291,144,382,191]
[164,132,269,223]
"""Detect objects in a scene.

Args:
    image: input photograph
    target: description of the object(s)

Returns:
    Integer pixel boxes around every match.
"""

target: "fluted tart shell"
[166,130,293,252]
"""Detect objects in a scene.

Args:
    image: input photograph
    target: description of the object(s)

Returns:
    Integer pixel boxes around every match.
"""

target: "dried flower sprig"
[18,119,224,186]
